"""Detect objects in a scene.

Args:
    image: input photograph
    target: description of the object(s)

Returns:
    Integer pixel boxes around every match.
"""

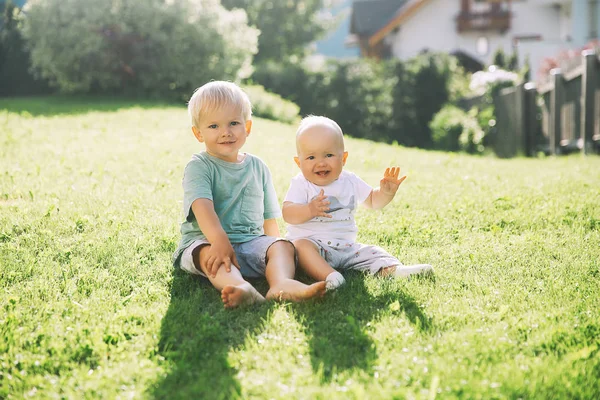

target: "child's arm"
[263,219,280,237]
[363,167,406,209]
[191,198,240,278]
[282,189,331,224]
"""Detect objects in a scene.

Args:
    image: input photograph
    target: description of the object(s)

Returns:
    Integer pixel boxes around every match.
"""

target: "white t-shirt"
[284,170,373,244]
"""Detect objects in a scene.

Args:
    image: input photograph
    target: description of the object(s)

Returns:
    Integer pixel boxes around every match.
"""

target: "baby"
[282,116,433,290]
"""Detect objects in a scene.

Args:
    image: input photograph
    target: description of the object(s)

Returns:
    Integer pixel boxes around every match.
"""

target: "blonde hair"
[296,115,345,151]
[188,81,252,129]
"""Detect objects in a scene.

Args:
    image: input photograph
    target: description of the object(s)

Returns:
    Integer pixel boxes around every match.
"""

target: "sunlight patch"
[227,306,315,397]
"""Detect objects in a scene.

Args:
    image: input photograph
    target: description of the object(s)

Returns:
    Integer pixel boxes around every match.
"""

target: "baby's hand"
[203,239,240,278]
[380,167,406,196]
[308,189,332,218]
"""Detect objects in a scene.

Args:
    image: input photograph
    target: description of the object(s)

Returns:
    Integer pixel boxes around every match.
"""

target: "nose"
[221,127,233,137]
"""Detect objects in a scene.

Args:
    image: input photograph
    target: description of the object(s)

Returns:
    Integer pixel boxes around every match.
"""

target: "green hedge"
[243,85,300,124]
[251,53,466,148]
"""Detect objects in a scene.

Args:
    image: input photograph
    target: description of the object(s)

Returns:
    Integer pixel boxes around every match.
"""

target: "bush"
[325,59,394,141]
[469,66,519,97]
[475,104,496,147]
[430,105,484,154]
[21,0,258,100]
[243,85,300,124]
[252,53,465,147]
[461,66,519,151]
[250,61,318,113]
[389,53,455,148]
[252,58,394,142]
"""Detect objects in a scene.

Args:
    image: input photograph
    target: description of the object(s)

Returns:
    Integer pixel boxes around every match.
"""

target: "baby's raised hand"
[309,189,332,218]
[203,239,240,278]
[380,167,406,196]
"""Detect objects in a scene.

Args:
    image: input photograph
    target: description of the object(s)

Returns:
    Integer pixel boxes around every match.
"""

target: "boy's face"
[192,105,251,163]
[294,125,348,186]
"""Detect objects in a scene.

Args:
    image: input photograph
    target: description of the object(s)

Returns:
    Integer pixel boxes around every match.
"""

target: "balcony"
[456,10,512,33]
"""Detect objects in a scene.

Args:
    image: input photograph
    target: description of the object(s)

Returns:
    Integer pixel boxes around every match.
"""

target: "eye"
[307,156,315,160]
[230,121,240,126]
[326,154,334,158]
[208,124,217,129]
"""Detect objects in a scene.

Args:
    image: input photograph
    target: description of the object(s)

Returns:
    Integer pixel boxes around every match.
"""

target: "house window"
[476,36,489,55]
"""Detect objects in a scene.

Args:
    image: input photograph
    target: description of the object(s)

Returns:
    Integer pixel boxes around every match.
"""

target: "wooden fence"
[493,50,600,157]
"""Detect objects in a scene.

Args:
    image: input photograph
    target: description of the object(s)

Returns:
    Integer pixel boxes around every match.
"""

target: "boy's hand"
[380,167,406,196]
[204,240,240,278]
[308,189,332,218]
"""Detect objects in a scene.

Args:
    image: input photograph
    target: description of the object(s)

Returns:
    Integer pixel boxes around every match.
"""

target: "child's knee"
[267,240,295,260]
[192,244,211,271]
[292,238,317,253]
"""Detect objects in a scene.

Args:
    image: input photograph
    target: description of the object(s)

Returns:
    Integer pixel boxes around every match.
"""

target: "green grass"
[1,96,599,399]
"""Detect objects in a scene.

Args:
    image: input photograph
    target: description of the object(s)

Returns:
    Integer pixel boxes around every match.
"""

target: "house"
[349,0,600,78]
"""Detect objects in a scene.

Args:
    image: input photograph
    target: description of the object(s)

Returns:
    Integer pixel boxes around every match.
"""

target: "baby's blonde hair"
[188,81,252,129]
[296,115,345,151]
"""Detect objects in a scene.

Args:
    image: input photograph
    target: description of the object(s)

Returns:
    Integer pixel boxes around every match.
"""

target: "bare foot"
[266,280,327,302]
[221,283,265,309]
[378,266,396,277]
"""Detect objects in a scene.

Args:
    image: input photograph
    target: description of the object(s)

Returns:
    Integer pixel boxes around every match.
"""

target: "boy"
[172,82,326,308]
[282,116,433,291]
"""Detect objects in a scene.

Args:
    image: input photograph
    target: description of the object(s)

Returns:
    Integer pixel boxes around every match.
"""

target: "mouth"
[315,171,330,177]
[219,141,236,145]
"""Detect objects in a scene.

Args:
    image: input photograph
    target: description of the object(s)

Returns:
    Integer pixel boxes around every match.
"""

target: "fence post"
[550,69,563,155]
[581,50,597,155]
[524,82,537,157]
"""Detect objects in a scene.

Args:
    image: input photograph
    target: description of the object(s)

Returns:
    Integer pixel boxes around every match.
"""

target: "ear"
[294,156,300,167]
[192,126,204,143]
[245,119,252,136]
[342,151,349,165]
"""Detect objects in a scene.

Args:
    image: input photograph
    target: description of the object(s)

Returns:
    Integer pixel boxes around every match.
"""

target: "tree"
[221,0,335,63]
[21,0,258,99]
[0,0,50,95]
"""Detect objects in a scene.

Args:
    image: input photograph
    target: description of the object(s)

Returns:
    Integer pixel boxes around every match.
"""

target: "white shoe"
[393,264,433,278]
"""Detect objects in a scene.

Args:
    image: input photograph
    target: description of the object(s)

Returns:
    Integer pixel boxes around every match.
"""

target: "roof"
[369,0,431,46]
[350,0,408,36]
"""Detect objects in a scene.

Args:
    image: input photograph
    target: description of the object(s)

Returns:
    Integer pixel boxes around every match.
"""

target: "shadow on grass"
[292,272,433,382]
[152,270,275,399]
[153,270,433,397]
[0,95,180,116]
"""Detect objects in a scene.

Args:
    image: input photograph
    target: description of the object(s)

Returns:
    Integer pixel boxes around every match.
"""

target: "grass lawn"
[1,96,599,399]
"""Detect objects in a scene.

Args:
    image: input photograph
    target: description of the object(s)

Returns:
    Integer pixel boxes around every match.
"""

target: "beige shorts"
[305,238,400,275]
[180,236,293,279]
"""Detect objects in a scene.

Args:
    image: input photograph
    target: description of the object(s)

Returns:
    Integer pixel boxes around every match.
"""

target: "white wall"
[387,0,567,79]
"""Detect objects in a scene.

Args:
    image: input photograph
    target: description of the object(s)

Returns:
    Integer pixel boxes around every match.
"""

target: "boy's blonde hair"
[296,115,345,151]
[188,81,252,129]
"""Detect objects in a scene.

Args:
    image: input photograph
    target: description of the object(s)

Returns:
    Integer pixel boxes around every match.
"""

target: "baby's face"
[192,105,251,163]
[295,125,347,186]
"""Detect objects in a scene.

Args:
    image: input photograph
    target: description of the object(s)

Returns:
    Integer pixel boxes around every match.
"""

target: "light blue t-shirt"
[172,152,281,266]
